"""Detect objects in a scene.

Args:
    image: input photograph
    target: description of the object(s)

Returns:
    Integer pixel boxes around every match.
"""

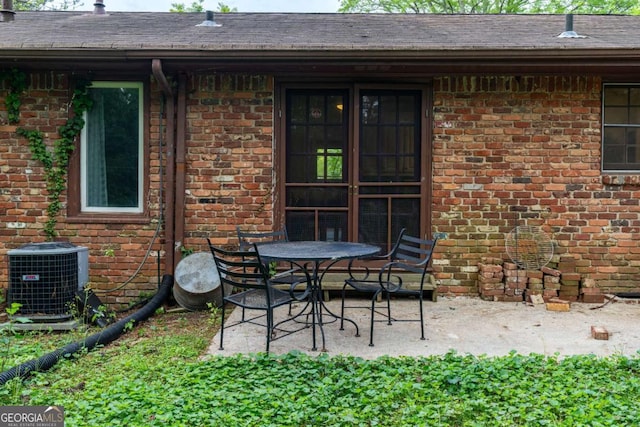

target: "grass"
[1,306,640,426]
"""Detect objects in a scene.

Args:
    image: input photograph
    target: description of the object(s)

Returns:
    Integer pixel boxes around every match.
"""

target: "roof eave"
[2,48,640,76]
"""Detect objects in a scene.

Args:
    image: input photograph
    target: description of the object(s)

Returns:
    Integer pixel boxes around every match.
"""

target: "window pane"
[361,95,379,124]
[309,96,325,123]
[82,83,142,211]
[380,96,397,124]
[630,88,640,105]
[604,87,627,106]
[319,212,347,241]
[286,90,348,184]
[605,107,628,124]
[316,148,343,181]
[359,199,387,246]
[288,126,306,154]
[290,95,307,123]
[286,212,316,241]
[630,107,640,124]
[327,96,345,124]
[287,187,348,207]
[603,85,640,171]
[603,127,625,167]
[391,198,420,238]
[627,128,640,164]
[359,90,420,182]
[399,96,417,123]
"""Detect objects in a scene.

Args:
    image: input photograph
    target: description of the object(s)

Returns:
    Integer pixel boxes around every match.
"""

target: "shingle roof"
[1,11,640,74]
[0,12,638,52]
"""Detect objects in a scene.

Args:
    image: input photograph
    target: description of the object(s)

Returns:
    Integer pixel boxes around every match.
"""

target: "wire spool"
[505,225,554,270]
[173,252,226,310]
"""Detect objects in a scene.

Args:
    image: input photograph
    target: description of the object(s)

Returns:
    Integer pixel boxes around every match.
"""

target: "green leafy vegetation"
[338,0,640,14]
[0,68,27,124]
[1,309,639,426]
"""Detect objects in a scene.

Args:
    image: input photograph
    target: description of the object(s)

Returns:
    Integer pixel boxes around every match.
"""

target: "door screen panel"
[283,87,426,248]
[358,198,420,252]
[285,90,349,240]
[356,90,422,249]
[286,211,348,242]
[359,92,420,183]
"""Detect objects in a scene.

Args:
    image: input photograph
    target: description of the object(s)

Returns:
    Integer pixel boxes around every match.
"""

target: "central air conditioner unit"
[7,242,89,322]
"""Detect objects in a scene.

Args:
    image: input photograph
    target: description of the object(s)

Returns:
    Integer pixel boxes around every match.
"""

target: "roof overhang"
[2,48,640,77]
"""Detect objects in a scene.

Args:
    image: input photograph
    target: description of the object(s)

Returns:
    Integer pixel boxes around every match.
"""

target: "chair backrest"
[236,226,289,251]
[207,240,271,294]
[388,229,438,277]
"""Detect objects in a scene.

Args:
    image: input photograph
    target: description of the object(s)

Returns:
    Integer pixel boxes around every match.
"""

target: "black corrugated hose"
[0,274,173,386]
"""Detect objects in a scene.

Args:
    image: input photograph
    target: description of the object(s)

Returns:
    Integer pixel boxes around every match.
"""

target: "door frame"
[275,80,433,242]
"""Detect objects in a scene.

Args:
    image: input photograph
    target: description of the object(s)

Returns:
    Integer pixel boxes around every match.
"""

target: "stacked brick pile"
[477,257,505,301]
[580,278,605,303]
[540,266,561,299]
[557,255,579,301]
[477,255,604,303]
[503,262,528,302]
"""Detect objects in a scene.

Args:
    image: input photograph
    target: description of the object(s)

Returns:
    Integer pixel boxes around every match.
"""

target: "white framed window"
[602,84,640,172]
[80,82,144,213]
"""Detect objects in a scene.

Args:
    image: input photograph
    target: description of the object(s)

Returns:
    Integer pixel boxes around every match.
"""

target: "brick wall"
[3,71,640,305]
[432,75,640,295]
[181,74,274,252]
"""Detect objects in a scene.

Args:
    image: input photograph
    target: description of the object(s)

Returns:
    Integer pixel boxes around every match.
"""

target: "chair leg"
[385,291,392,325]
[340,284,347,331]
[368,290,380,347]
[218,302,226,350]
[266,309,272,353]
[419,294,425,341]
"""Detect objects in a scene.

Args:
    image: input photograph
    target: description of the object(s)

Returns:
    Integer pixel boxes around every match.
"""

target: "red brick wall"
[3,71,639,305]
[181,74,274,252]
[432,75,640,295]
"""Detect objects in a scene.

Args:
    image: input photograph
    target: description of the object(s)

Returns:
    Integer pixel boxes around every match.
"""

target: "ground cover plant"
[1,307,640,426]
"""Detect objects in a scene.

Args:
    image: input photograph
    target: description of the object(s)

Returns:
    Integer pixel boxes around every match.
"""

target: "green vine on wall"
[3,69,93,241]
[0,68,27,124]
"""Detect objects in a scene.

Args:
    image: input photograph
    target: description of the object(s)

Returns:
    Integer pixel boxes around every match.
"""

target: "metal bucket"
[173,251,227,311]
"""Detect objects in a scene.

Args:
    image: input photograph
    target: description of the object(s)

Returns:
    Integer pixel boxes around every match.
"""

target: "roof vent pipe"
[558,13,586,38]
[196,10,222,27]
[1,0,16,22]
[93,0,106,15]
[565,13,573,32]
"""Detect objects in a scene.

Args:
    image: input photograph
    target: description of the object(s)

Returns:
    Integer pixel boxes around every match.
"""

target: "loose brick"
[561,273,581,281]
[526,270,544,279]
[591,326,609,340]
[581,294,605,304]
[541,266,561,276]
[546,298,571,312]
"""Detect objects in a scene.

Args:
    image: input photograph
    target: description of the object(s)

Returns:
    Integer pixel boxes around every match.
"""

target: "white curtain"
[86,91,108,207]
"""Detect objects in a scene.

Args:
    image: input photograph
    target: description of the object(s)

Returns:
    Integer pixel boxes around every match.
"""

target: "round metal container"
[173,251,226,311]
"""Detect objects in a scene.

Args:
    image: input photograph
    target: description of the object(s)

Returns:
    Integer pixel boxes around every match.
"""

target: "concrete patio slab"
[204,296,640,359]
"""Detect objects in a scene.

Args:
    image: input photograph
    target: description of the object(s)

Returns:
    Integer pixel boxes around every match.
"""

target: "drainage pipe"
[174,73,187,269]
[152,59,177,275]
[0,274,173,386]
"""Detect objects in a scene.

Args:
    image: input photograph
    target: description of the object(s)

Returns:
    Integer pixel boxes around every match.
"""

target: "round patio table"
[257,241,380,351]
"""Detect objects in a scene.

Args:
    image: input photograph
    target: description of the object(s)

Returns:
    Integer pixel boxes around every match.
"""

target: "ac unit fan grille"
[8,252,78,320]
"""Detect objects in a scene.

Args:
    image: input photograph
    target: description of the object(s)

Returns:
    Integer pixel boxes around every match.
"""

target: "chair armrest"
[345,254,391,281]
[377,261,406,292]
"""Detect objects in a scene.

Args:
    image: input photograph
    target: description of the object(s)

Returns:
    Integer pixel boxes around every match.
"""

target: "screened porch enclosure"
[281,86,430,252]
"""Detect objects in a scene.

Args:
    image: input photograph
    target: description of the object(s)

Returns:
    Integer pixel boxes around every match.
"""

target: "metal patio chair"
[340,229,438,346]
[208,240,311,353]
[236,226,309,292]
